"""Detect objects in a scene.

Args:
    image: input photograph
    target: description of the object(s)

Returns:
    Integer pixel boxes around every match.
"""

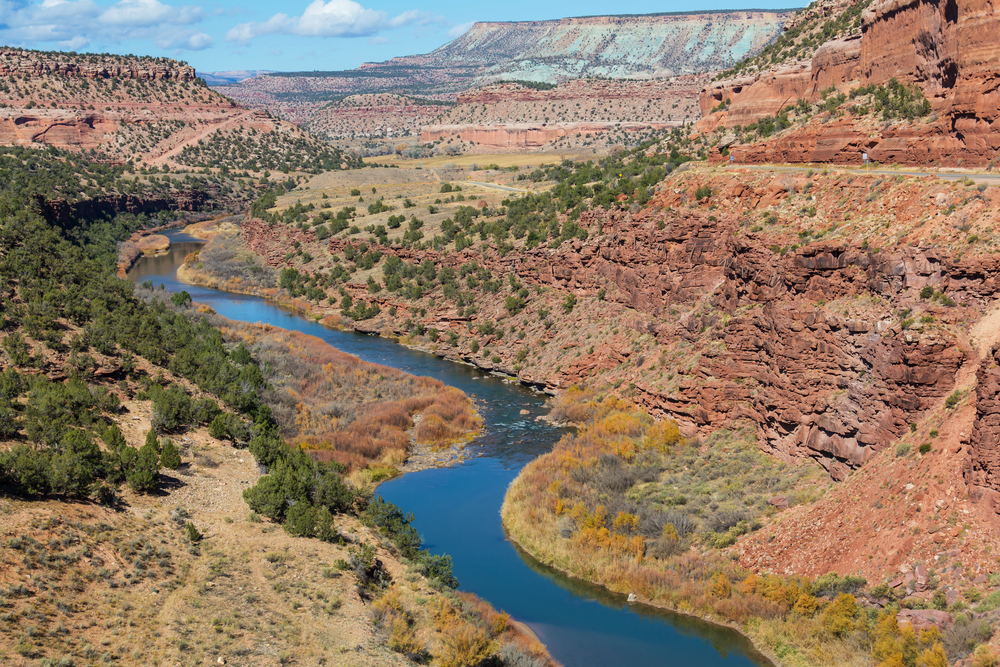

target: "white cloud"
[368,35,386,44]
[389,9,438,28]
[58,35,90,50]
[226,0,443,43]
[0,0,210,50]
[447,21,474,39]
[182,31,212,49]
[101,0,201,26]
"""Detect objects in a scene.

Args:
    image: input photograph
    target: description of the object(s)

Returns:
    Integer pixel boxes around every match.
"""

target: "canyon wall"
[0,112,118,151]
[969,345,1000,509]
[433,12,794,80]
[38,191,213,229]
[238,179,1000,479]
[217,10,793,111]
[698,0,1000,166]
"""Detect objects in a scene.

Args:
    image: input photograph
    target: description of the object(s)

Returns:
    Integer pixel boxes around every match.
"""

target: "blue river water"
[129,232,771,667]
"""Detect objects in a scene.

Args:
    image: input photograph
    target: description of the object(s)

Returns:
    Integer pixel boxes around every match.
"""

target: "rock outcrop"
[968,345,1000,508]
[0,111,117,151]
[0,48,195,81]
[38,191,212,228]
[698,0,1000,166]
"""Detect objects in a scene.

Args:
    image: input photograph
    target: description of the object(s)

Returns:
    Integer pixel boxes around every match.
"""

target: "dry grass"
[0,388,537,667]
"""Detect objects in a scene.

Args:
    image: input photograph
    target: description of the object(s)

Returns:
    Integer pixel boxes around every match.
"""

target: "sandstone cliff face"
[39,191,212,229]
[0,112,118,151]
[699,64,814,132]
[968,346,1000,508]
[699,0,1000,166]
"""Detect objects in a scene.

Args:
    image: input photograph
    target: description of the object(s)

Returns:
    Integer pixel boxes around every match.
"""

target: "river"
[129,231,771,667]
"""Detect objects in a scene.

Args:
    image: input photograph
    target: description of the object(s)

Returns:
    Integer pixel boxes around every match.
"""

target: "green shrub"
[160,440,181,469]
[284,502,318,537]
[127,441,161,493]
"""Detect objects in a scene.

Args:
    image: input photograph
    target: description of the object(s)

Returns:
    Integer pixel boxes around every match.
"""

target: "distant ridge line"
[564,9,802,18]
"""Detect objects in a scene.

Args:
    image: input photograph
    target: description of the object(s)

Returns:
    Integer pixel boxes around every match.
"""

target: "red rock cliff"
[699,0,1000,166]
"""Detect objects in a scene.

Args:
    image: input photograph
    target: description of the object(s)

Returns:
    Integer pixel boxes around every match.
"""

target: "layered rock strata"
[0,48,195,80]
[699,0,1000,166]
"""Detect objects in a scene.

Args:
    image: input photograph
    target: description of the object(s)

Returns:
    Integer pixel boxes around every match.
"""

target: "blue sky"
[0,0,804,73]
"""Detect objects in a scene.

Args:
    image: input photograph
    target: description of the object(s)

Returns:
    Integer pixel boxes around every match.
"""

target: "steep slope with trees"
[0,145,553,667]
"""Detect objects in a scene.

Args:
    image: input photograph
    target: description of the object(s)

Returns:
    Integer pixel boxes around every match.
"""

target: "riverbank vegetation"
[175,132,700,342]
[178,232,278,294]
[191,311,481,474]
[503,391,993,667]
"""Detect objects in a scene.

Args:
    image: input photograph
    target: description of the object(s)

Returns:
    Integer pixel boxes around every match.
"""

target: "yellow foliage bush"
[973,645,1000,667]
[710,573,731,598]
[644,419,683,451]
[436,621,491,667]
[738,573,758,596]
[792,593,819,618]
[916,642,948,667]
[613,511,639,534]
[821,594,857,637]
[389,616,421,654]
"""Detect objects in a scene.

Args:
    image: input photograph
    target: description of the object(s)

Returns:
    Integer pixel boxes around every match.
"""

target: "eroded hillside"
[416,79,704,152]
[0,48,353,173]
